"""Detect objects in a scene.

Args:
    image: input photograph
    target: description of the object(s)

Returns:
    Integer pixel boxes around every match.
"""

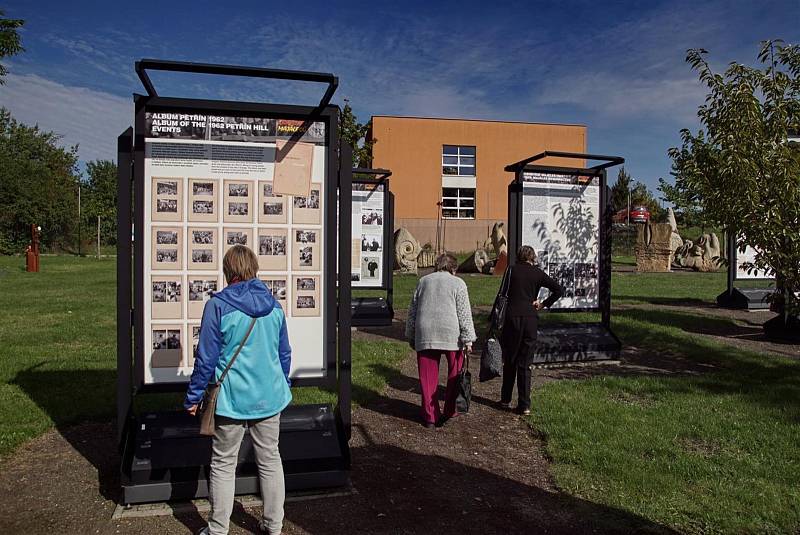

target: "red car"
[613,206,650,224]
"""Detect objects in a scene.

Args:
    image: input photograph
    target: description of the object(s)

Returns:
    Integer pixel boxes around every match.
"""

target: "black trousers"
[500,315,538,410]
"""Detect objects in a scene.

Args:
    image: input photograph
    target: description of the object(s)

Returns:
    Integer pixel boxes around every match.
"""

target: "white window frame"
[441,187,475,220]
[442,145,476,176]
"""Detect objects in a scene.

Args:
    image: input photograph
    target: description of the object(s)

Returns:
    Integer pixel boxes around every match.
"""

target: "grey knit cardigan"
[405,271,477,352]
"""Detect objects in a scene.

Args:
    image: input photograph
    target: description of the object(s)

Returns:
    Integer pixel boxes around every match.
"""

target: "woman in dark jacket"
[500,245,563,415]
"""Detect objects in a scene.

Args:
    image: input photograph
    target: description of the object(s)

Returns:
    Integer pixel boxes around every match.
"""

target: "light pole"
[627,178,637,225]
[78,181,81,256]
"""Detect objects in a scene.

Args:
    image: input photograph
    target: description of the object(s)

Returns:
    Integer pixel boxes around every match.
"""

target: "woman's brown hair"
[434,253,459,274]
[222,245,259,283]
[516,245,537,264]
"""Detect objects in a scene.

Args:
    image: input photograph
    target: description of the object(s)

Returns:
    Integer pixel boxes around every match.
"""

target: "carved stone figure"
[394,228,421,274]
[458,249,490,273]
[667,208,683,255]
[484,222,508,258]
[674,232,723,272]
[417,247,437,269]
[635,223,673,272]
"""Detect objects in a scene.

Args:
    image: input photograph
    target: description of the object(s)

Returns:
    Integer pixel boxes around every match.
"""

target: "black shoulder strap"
[216,316,258,385]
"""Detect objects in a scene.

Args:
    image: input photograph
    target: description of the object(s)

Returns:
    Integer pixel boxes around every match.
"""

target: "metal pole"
[78,183,81,256]
[627,186,630,226]
[97,215,101,259]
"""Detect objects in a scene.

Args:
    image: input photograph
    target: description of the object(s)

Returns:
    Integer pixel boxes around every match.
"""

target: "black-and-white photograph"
[156,230,179,245]
[361,234,382,252]
[157,181,178,195]
[166,329,181,349]
[361,256,380,279]
[293,189,320,209]
[259,235,286,256]
[226,231,248,246]
[152,281,167,302]
[296,277,316,291]
[152,329,167,350]
[157,199,178,213]
[193,182,214,196]
[156,249,178,263]
[192,326,201,355]
[228,183,249,197]
[263,202,283,215]
[296,295,316,309]
[189,279,217,301]
[228,202,248,216]
[549,262,575,299]
[192,230,214,244]
[263,183,281,198]
[296,230,316,243]
[351,273,360,282]
[362,209,383,226]
[193,200,214,214]
[574,262,598,279]
[265,279,287,300]
[165,281,181,302]
[192,249,213,263]
[299,246,313,266]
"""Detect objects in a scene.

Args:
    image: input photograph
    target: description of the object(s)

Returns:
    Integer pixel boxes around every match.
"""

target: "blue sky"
[1,0,798,194]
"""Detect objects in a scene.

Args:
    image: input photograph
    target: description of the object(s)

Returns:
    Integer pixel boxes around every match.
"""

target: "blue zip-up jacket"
[184,278,292,419]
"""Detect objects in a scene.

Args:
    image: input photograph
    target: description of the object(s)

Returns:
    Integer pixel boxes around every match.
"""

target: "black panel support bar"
[352,168,392,181]
[504,151,624,173]
[135,59,338,110]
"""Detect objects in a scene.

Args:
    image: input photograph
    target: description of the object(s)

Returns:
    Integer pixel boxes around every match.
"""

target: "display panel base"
[351,297,394,327]
[121,404,349,505]
[533,323,621,363]
[716,288,771,310]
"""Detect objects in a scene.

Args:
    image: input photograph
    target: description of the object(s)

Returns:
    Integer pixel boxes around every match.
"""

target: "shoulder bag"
[455,350,472,414]
[489,266,513,331]
[197,317,257,436]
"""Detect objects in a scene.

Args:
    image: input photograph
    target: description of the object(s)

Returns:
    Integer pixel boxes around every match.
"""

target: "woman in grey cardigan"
[406,253,477,428]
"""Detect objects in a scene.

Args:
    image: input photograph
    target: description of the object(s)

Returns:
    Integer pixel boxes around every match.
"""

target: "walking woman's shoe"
[522,409,531,416]
[499,401,511,410]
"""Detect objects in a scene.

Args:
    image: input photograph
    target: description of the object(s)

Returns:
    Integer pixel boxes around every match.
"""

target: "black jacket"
[505,262,563,317]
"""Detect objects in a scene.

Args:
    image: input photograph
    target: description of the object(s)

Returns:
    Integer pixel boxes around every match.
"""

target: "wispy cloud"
[0,72,132,162]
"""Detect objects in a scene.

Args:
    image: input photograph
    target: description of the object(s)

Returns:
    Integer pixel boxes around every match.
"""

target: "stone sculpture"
[667,208,684,255]
[393,227,421,274]
[417,247,437,269]
[482,222,508,257]
[635,223,674,272]
[458,249,490,273]
[674,233,723,272]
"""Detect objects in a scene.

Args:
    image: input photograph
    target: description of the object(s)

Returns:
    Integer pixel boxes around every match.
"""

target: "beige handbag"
[197,317,257,436]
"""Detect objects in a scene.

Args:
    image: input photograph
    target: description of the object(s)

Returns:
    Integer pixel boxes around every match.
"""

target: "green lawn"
[0,255,407,457]
[2,255,797,533]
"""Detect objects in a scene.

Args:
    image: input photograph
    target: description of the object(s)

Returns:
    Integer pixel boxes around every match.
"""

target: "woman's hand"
[465,343,473,354]
[186,404,198,416]
[533,300,544,311]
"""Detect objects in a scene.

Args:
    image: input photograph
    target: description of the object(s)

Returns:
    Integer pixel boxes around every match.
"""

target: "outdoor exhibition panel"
[717,233,775,310]
[117,60,352,504]
[505,151,623,363]
[350,169,395,326]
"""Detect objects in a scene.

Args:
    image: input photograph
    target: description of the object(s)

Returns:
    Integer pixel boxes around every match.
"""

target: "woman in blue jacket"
[185,245,291,535]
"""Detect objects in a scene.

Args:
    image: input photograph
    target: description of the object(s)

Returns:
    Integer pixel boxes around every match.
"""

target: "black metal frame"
[135,59,338,111]
[506,152,623,329]
[117,128,134,447]
[352,168,393,292]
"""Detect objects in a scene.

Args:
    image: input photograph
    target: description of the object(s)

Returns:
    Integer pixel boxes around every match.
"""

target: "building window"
[441,187,475,219]
[442,145,475,176]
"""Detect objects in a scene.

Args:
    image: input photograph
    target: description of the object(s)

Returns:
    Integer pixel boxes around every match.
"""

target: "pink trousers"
[416,349,464,424]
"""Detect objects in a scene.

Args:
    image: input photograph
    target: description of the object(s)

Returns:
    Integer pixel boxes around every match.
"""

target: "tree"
[82,160,118,246]
[610,167,632,213]
[658,175,706,228]
[669,40,800,336]
[340,101,375,168]
[0,108,80,253]
[0,10,24,84]
[610,167,667,222]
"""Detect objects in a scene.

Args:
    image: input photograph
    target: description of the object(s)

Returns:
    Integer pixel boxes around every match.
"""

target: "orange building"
[369,116,587,252]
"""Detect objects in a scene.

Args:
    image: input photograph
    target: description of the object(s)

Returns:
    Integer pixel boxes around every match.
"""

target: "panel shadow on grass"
[11,366,121,502]
[281,426,679,535]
